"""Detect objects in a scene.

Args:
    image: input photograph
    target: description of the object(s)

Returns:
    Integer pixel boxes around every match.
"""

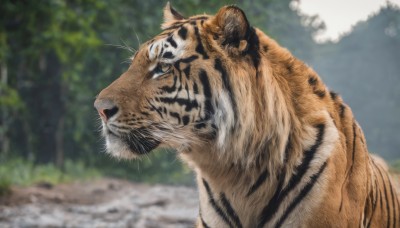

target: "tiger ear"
[162,2,185,29]
[209,5,251,49]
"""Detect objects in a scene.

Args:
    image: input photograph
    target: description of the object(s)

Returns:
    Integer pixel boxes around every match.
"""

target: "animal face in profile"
[94,4,259,159]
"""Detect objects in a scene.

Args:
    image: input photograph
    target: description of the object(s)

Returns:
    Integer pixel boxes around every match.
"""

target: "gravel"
[0,179,198,228]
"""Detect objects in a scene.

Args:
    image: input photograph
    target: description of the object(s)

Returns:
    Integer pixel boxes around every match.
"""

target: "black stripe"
[220,193,243,228]
[185,83,190,99]
[178,26,188,40]
[160,75,177,93]
[147,99,163,118]
[177,69,183,91]
[386,172,397,228]
[183,65,191,79]
[314,89,326,98]
[169,112,181,124]
[247,168,269,197]
[159,47,164,58]
[376,164,391,228]
[258,124,325,227]
[201,217,210,228]
[164,24,184,31]
[275,162,328,228]
[246,27,261,76]
[338,122,357,213]
[182,115,190,125]
[170,6,184,20]
[396,196,400,228]
[220,193,242,228]
[286,63,293,74]
[195,122,206,129]
[173,54,197,70]
[158,97,198,111]
[191,16,209,21]
[350,122,357,173]
[308,76,318,86]
[377,169,384,221]
[366,175,379,228]
[162,51,174,59]
[199,70,214,120]
[283,124,325,192]
[202,179,233,227]
[194,26,209,59]
[180,55,199,63]
[193,82,199,94]
[377,184,384,223]
[214,58,237,122]
[283,136,293,163]
[330,91,338,100]
[109,123,132,131]
[372,162,384,224]
[395,196,400,227]
[339,104,346,118]
[166,36,177,48]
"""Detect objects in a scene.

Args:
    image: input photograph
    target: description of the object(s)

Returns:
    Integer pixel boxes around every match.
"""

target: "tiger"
[94,3,400,227]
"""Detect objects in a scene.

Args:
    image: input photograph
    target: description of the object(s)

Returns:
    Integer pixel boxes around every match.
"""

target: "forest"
[1,0,400,187]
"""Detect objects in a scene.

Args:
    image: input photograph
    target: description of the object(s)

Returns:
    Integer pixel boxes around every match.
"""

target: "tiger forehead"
[147,29,189,62]
[147,35,185,62]
[146,15,211,62]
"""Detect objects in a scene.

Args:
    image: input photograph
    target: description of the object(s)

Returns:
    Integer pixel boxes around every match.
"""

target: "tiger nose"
[94,98,119,121]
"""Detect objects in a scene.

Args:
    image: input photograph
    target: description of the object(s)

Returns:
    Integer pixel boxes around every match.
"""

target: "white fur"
[148,35,186,63]
[214,91,235,149]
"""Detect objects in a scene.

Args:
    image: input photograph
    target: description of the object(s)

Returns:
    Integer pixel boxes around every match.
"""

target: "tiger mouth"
[105,127,160,155]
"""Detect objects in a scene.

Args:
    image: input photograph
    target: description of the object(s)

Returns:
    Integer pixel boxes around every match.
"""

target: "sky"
[298,0,400,42]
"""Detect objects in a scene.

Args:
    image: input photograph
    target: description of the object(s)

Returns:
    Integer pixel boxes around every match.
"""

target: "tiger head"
[94,3,284,165]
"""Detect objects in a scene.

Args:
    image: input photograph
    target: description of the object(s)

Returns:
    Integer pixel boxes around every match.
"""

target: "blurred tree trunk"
[56,115,65,169]
[29,51,65,165]
[0,61,10,156]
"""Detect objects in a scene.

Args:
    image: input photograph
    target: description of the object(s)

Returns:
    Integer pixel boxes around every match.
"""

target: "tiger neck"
[186,31,340,227]
[189,61,303,192]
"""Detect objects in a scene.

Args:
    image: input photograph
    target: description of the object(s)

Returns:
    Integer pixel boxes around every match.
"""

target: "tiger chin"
[95,3,400,227]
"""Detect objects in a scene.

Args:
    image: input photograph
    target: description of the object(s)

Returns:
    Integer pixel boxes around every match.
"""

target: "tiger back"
[94,3,400,227]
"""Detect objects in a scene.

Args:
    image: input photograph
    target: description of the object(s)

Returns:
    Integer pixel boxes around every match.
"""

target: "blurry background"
[1,0,400,189]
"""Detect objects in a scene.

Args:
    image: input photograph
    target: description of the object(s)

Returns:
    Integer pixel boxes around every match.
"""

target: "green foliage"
[0,177,11,197]
[391,160,400,173]
[0,85,23,109]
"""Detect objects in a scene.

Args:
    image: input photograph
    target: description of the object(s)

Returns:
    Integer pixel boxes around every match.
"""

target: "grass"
[0,158,101,196]
[0,177,11,196]
[0,151,194,197]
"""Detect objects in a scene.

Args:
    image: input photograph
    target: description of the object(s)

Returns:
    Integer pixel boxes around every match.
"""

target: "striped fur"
[95,3,400,227]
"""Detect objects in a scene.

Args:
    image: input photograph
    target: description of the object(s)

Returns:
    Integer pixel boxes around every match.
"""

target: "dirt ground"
[0,178,198,228]
[0,174,399,228]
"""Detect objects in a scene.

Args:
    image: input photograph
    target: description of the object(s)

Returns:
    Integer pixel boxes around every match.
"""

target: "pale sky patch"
[298,0,400,42]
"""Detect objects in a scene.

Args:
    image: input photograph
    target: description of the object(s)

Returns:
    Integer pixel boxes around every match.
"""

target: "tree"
[311,4,400,159]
